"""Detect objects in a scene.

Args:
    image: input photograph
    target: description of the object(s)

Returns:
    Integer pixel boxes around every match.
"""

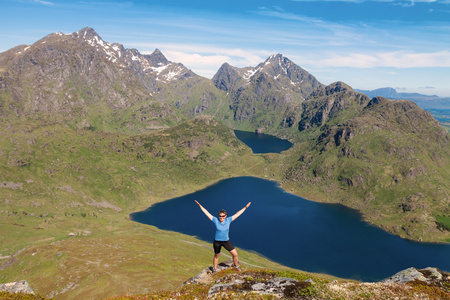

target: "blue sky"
[2,0,450,97]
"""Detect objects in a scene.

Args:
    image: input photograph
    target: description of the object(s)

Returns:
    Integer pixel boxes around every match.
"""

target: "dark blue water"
[131,176,450,282]
[427,108,450,123]
[234,130,293,153]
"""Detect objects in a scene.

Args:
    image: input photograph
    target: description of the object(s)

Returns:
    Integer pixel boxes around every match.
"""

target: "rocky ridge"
[0,27,330,136]
[182,262,450,299]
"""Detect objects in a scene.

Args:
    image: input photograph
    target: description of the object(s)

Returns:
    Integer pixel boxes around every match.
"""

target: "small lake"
[131,176,450,282]
[234,130,293,154]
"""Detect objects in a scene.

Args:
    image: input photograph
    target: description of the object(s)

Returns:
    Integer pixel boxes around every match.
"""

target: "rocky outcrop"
[208,276,313,298]
[184,260,314,298]
[0,280,34,294]
[382,267,450,287]
[299,82,371,131]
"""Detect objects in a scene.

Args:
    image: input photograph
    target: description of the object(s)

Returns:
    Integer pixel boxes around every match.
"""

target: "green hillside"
[0,116,288,299]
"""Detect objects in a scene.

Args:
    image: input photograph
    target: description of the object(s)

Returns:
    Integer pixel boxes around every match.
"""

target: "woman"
[195,200,251,273]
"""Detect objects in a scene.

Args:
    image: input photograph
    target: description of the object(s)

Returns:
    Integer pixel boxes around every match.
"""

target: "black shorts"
[213,240,235,254]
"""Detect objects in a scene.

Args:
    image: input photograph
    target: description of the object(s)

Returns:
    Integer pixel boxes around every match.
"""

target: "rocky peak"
[255,54,322,89]
[212,54,324,128]
[69,28,193,82]
[326,81,352,93]
[213,54,323,96]
[72,27,101,41]
[366,96,388,107]
[147,49,169,66]
[212,62,243,92]
[310,81,353,98]
[258,53,293,75]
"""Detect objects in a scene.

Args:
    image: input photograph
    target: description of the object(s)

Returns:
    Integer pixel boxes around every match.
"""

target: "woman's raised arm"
[195,200,213,221]
[231,202,251,221]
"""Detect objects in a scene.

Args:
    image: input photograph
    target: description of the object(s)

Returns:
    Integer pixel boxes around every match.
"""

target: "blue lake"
[234,130,293,154]
[131,176,450,282]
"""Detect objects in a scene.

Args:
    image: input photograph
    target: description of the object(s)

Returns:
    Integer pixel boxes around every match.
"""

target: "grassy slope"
[0,117,292,299]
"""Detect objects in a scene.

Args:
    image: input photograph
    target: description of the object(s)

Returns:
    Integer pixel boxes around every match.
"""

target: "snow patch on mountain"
[243,69,257,81]
[71,28,190,82]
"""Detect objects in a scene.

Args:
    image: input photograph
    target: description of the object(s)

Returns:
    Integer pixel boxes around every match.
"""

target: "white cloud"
[31,0,54,6]
[139,43,272,78]
[313,50,450,68]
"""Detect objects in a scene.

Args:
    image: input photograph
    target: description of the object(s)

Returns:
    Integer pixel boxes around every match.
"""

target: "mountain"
[213,54,324,135]
[0,27,227,133]
[282,86,450,241]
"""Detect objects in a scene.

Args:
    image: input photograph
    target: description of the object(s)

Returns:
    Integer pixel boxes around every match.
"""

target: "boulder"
[382,267,448,286]
[0,280,34,294]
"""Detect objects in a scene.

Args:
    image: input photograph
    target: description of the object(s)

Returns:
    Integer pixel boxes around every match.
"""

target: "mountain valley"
[0,27,449,299]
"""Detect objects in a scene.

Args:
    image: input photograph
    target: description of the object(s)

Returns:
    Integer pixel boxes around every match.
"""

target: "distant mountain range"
[355,87,450,109]
[0,27,449,243]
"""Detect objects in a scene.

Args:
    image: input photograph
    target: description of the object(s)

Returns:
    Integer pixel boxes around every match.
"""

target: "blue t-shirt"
[212,216,233,241]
